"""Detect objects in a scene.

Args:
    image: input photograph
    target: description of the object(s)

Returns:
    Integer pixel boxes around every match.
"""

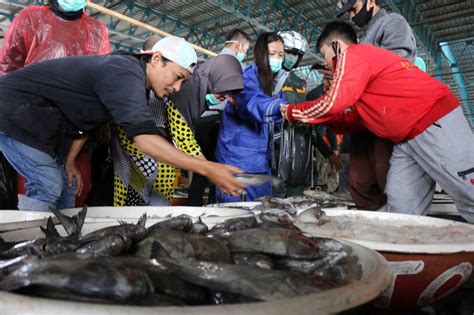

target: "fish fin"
[50,205,87,237]
[41,217,61,240]
[118,220,128,226]
[39,226,49,238]
[137,213,147,227]
[50,207,70,234]
[72,205,87,236]
[50,207,75,236]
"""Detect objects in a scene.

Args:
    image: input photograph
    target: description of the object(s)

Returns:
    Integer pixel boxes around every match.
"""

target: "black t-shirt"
[0,53,159,155]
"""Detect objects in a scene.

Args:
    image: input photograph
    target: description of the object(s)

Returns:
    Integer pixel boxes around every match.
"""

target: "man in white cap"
[0,36,245,211]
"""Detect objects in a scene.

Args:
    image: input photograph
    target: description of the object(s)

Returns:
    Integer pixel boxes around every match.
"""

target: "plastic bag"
[0,153,17,209]
[278,122,313,186]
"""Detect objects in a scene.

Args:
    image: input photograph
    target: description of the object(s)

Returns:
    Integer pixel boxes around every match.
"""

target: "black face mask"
[331,41,341,69]
[49,0,84,21]
[352,0,374,28]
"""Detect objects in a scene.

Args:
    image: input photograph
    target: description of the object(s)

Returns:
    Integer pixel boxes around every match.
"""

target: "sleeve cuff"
[125,123,161,140]
[273,101,287,116]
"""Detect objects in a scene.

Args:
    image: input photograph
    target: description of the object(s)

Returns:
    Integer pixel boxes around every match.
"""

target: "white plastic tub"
[0,206,392,314]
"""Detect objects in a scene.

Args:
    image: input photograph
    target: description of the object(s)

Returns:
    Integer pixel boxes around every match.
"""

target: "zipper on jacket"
[457,167,474,181]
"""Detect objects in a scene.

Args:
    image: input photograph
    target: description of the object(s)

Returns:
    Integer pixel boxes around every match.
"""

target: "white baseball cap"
[139,36,198,74]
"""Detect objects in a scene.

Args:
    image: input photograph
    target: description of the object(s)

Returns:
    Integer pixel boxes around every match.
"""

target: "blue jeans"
[0,133,75,211]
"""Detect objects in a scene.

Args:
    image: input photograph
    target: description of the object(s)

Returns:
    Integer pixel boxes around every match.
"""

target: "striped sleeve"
[287,49,370,124]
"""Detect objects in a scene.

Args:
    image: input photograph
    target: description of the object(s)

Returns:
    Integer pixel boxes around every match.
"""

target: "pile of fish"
[217,195,352,214]
[0,206,361,306]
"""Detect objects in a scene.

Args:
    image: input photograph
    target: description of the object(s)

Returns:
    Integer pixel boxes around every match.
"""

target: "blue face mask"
[269,58,283,74]
[205,94,220,106]
[283,54,298,70]
[57,0,86,12]
[236,51,245,63]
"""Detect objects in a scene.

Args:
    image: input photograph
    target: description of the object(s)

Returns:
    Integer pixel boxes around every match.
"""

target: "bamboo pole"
[86,1,217,57]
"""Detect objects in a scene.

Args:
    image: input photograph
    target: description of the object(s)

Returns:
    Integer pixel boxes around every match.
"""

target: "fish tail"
[137,213,147,227]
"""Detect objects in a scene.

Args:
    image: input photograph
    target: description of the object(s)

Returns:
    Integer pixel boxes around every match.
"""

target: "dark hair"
[316,21,357,52]
[142,35,161,51]
[254,32,284,96]
[225,28,251,44]
[140,54,170,65]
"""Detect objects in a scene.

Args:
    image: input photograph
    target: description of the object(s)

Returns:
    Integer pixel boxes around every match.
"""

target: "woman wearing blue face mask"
[215,32,288,202]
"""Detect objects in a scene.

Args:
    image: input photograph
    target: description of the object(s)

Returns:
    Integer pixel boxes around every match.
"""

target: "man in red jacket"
[283,21,474,222]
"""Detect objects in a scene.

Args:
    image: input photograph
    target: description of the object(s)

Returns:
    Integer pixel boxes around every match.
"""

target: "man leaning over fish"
[0,36,247,211]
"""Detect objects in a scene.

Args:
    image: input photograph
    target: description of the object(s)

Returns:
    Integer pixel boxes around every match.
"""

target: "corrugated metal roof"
[0,0,472,123]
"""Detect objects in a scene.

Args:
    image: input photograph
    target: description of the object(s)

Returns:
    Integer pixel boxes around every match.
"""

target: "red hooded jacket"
[0,5,110,74]
[287,44,459,143]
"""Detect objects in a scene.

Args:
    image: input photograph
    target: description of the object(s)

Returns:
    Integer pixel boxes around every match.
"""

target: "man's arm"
[286,49,370,124]
[133,134,244,195]
[65,136,88,196]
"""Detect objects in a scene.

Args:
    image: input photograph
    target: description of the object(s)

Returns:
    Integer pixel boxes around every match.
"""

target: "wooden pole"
[86,1,217,57]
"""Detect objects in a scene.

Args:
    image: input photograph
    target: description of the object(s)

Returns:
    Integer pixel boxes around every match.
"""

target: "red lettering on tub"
[417,262,472,306]
[373,260,424,308]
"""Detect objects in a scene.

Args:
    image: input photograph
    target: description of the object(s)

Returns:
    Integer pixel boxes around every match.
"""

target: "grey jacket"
[361,9,417,63]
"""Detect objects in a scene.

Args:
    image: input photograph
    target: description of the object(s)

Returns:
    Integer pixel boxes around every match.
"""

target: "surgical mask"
[283,54,298,70]
[352,0,374,28]
[205,94,220,106]
[57,0,86,12]
[225,40,246,63]
[236,51,245,63]
[269,58,283,74]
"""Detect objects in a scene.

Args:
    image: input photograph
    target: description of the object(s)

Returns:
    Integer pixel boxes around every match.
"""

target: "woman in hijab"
[215,32,288,202]
[112,53,243,206]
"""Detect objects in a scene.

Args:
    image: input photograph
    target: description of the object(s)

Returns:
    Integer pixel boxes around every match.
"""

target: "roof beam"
[88,0,224,53]
[206,0,324,63]
[381,0,439,66]
[206,0,272,32]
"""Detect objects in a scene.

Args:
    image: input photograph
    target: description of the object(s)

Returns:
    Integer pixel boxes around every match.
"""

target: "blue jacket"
[216,63,287,173]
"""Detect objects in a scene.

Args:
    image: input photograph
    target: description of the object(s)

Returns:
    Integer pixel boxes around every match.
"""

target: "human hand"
[328,152,343,172]
[65,160,83,196]
[280,104,289,120]
[202,162,246,196]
